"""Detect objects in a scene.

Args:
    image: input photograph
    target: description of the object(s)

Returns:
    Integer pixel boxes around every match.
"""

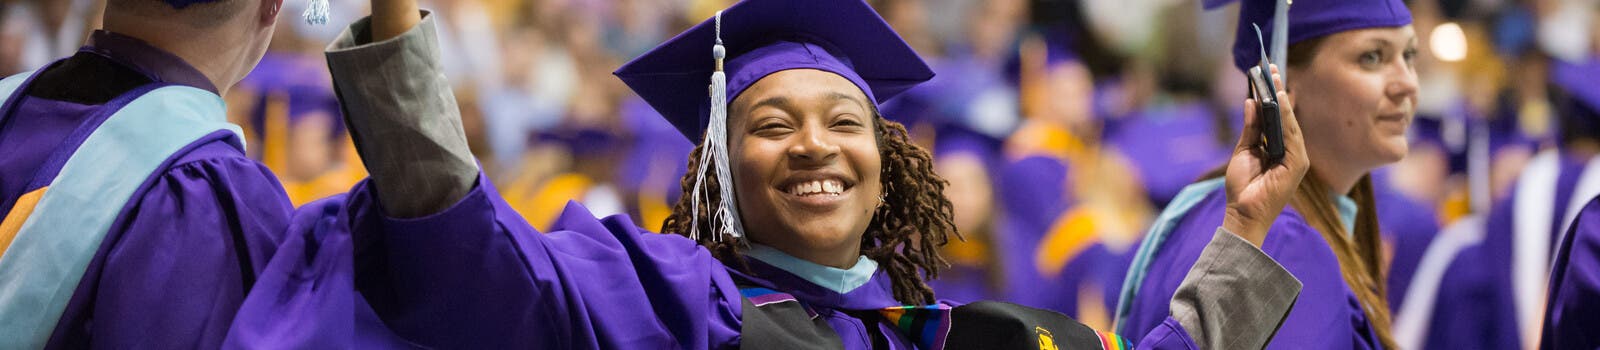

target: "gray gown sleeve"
[323,11,478,218]
[1171,228,1302,350]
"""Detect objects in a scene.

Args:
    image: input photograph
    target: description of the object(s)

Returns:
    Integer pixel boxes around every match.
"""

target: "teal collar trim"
[0,82,240,348]
[1114,177,1226,334]
[746,243,878,295]
[1334,193,1358,236]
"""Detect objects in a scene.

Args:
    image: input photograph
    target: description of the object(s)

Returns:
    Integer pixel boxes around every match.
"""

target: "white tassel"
[302,0,329,25]
[688,11,745,242]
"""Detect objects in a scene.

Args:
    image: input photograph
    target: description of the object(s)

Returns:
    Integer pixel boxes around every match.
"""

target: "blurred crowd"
[3,0,1597,343]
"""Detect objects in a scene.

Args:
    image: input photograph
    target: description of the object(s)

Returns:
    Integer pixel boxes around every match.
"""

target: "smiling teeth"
[790,180,844,196]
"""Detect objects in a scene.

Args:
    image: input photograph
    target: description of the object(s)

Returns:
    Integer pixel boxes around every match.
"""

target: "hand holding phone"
[1224,27,1307,246]
[1247,24,1286,165]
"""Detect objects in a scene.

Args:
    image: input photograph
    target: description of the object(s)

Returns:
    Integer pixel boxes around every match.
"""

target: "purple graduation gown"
[1542,195,1600,349]
[925,263,995,304]
[1118,186,1385,349]
[341,173,742,349]
[0,32,293,348]
[1407,197,1521,350]
[993,155,1129,319]
[237,170,1203,348]
[1105,101,1230,207]
[1372,174,1440,310]
[1417,151,1596,350]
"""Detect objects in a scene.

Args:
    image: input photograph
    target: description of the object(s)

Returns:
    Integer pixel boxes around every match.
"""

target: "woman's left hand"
[1222,65,1309,247]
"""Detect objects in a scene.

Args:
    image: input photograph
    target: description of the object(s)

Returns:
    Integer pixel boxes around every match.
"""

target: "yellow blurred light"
[1431,22,1468,62]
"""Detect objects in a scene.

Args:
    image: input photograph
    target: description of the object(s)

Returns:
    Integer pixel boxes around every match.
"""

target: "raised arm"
[1149,66,1309,350]
[315,3,740,348]
[326,0,475,219]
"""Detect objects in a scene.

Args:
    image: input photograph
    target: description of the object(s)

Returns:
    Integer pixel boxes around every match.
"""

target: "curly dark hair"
[660,114,958,305]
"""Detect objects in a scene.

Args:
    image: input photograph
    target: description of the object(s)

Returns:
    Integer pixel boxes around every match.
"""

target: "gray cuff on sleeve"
[324,11,478,218]
[1169,227,1302,350]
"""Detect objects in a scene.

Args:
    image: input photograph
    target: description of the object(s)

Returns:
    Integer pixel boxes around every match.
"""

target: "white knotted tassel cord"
[688,10,746,242]
[303,0,329,25]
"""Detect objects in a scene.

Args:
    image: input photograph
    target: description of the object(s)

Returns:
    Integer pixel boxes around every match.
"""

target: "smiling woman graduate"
[262,0,1316,348]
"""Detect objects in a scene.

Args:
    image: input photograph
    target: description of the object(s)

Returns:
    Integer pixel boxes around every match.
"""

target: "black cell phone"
[1248,67,1286,164]
[1248,24,1286,164]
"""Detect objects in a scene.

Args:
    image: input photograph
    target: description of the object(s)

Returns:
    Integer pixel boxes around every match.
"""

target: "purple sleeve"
[1542,196,1600,350]
[347,171,741,349]
[1135,318,1201,350]
[223,194,419,349]
[49,150,292,349]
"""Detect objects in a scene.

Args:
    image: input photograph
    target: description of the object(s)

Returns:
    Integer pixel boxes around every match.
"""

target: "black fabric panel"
[740,296,844,350]
[26,52,151,105]
[945,301,1107,350]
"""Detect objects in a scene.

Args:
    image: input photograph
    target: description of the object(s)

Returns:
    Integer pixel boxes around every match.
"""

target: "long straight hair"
[1194,164,1394,348]
[1292,173,1394,349]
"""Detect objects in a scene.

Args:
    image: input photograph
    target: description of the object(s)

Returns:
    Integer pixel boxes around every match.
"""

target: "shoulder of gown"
[1121,186,1366,349]
[50,135,294,349]
[1542,195,1600,350]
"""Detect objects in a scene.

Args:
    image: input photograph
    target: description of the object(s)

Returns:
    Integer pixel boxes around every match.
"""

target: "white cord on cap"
[303,0,329,25]
[688,10,745,242]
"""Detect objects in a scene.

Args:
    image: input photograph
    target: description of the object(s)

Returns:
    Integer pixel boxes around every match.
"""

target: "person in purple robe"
[219,0,1324,348]
[924,123,1004,304]
[0,0,497,347]
[1544,191,1600,349]
[1106,102,1232,208]
[1392,57,1600,350]
[1399,57,1600,350]
[0,0,299,347]
[1540,57,1600,350]
[989,26,1151,325]
[1115,0,1419,348]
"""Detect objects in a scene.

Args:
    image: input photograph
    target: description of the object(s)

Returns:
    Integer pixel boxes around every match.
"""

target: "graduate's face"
[729,69,884,268]
[1287,26,1419,175]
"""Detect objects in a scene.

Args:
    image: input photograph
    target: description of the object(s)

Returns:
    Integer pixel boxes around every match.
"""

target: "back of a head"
[101,0,278,95]
[1552,58,1600,147]
[105,0,247,29]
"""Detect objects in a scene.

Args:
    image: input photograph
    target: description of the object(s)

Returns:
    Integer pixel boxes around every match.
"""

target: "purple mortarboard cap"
[618,97,694,194]
[1208,0,1412,73]
[614,0,934,143]
[1108,103,1230,206]
[1005,25,1080,87]
[934,122,1003,164]
[242,54,344,138]
[1552,58,1600,141]
[1042,27,1080,66]
[998,156,1072,229]
[1553,58,1600,120]
[534,126,622,158]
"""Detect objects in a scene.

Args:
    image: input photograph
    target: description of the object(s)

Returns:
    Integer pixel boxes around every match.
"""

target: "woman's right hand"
[1221,65,1309,247]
